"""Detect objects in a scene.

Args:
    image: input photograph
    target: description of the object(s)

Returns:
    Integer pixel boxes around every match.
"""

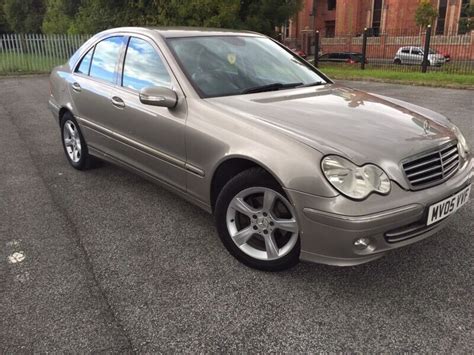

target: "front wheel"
[215,168,300,271]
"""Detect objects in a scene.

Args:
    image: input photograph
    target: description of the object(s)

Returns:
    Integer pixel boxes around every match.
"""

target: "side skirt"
[88,146,213,214]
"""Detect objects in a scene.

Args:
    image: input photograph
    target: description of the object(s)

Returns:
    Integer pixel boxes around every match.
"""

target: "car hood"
[207,84,456,187]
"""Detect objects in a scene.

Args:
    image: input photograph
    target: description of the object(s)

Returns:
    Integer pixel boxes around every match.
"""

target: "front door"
[104,36,187,190]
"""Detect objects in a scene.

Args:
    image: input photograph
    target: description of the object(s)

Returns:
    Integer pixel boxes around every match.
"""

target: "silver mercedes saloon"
[48,27,472,271]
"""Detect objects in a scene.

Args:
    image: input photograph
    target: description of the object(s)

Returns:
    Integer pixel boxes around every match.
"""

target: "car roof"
[101,26,263,38]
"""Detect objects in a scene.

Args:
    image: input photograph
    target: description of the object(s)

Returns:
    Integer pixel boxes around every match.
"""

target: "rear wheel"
[394,58,402,65]
[215,168,300,271]
[60,112,97,170]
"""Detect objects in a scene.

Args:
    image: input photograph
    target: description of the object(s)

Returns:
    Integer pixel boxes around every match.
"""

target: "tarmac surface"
[0,76,473,352]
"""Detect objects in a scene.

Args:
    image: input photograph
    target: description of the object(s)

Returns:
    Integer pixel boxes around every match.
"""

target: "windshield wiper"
[297,81,326,88]
[241,82,303,94]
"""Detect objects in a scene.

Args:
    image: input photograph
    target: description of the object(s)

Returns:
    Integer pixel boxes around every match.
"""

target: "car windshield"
[167,36,327,98]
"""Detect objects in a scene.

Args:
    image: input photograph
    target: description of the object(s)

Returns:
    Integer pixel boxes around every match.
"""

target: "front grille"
[402,142,460,190]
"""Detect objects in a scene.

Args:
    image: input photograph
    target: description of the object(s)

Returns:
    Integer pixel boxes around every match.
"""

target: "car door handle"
[111,96,125,108]
[71,82,82,92]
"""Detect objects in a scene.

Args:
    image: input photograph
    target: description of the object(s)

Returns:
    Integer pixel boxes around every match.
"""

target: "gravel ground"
[0,76,473,353]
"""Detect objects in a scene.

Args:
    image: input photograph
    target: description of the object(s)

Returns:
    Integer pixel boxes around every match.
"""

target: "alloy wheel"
[226,187,299,261]
[63,120,82,163]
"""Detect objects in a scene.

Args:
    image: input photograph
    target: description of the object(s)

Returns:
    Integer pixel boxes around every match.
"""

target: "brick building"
[283,0,473,51]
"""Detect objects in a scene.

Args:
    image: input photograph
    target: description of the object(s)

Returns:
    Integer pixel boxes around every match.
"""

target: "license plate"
[427,185,471,226]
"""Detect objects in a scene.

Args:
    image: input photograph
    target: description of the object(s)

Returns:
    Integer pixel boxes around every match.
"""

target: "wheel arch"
[58,103,75,124]
[209,155,287,213]
[59,107,70,122]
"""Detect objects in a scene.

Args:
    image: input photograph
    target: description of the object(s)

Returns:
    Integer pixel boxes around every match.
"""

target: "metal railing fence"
[0,33,91,73]
[285,27,474,75]
[1,31,473,75]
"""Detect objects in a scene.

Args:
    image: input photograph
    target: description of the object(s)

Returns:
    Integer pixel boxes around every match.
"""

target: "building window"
[436,0,448,35]
[328,0,336,11]
[458,0,471,34]
[285,21,290,37]
[325,21,336,37]
[372,0,383,36]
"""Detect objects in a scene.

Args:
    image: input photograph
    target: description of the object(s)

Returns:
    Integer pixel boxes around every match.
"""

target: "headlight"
[452,126,470,159]
[321,156,391,200]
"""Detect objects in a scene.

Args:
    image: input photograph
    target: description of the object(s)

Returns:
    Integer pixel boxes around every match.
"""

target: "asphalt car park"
[1,76,473,352]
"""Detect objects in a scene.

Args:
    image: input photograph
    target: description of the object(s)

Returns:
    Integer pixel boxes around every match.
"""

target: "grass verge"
[317,65,474,89]
[0,53,64,74]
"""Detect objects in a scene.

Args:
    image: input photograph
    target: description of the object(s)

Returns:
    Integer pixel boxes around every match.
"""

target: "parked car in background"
[290,48,307,59]
[318,52,365,64]
[49,27,471,271]
[394,46,446,66]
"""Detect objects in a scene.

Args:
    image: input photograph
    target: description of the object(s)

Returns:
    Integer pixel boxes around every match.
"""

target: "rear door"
[329,53,340,62]
[318,53,330,62]
[399,47,410,63]
[340,53,350,63]
[69,36,127,154]
[410,47,423,65]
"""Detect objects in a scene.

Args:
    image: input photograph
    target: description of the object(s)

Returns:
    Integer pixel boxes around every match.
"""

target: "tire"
[215,167,300,271]
[60,112,97,170]
[394,58,402,65]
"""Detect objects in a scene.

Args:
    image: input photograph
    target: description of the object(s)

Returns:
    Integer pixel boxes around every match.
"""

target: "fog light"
[354,238,372,251]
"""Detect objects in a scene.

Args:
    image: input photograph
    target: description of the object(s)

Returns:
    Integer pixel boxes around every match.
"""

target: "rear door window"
[76,48,93,75]
[122,37,172,91]
[401,48,410,54]
[89,36,124,84]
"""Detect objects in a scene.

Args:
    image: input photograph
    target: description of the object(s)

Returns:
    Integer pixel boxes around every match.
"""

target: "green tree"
[69,0,140,34]
[160,0,241,28]
[69,0,302,36]
[415,0,438,29]
[458,1,474,34]
[238,0,302,36]
[3,0,46,32]
[42,0,81,33]
[0,0,10,33]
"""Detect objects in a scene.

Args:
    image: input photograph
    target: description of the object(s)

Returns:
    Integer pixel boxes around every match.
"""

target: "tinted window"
[76,48,93,75]
[89,36,123,83]
[401,49,410,54]
[411,49,422,55]
[329,53,338,59]
[340,53,350,59]
[122,37,171,91]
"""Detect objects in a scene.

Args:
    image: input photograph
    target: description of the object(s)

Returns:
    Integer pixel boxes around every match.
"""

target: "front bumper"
[285,158,473,266]
[430,58,446,66]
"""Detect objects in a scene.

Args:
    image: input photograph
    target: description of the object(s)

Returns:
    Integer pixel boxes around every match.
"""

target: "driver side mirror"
[139,86,178,108]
